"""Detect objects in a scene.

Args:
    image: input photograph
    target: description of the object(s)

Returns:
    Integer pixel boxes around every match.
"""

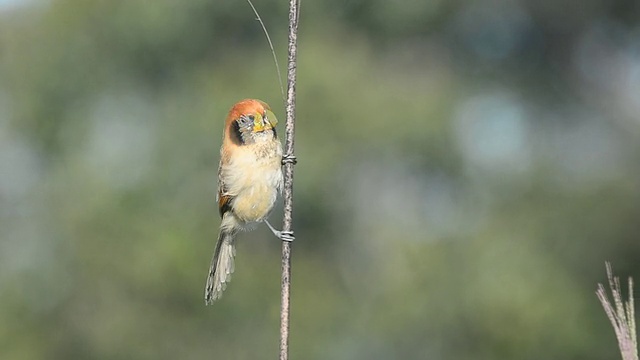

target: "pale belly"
[221,146,283,226]
[232,182,280,223]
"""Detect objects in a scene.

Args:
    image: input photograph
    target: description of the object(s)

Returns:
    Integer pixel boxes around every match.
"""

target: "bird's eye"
[248,115,255,121]
[238,115,253,128]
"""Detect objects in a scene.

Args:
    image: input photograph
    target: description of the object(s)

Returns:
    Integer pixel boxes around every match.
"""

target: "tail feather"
[205,225,237,305]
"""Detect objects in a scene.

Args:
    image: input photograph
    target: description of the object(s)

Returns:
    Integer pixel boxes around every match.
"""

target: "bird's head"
[225,99,278,145]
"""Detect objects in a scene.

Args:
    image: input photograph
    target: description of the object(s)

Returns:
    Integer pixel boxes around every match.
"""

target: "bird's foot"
[265,220,295,242]
[282,154,297,165]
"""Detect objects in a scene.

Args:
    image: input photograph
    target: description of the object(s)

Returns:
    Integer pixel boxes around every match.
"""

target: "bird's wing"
[217,162,234,218]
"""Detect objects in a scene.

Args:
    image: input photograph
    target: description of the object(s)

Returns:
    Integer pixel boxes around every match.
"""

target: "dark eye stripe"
[230,120,244,145]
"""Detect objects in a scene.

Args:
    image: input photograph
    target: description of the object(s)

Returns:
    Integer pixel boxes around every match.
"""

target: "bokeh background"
[1,0,640,358]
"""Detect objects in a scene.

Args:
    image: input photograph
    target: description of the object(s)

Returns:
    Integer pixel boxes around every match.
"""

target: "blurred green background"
[1,0,640,359]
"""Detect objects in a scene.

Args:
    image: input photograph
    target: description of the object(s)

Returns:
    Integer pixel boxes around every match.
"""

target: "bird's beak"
[253,110,277,132]
[253,113,265,132]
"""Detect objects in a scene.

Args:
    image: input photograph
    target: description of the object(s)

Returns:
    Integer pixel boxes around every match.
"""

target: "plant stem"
[280,0,300,359]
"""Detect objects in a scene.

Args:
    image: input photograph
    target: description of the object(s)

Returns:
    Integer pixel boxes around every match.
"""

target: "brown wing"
[217,162,233,218]
[218,193,232,218]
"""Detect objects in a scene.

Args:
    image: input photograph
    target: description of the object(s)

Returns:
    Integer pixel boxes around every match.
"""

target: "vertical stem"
[280,0,299,359]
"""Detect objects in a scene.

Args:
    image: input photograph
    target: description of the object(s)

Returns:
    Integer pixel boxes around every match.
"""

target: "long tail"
[205,216,237,305]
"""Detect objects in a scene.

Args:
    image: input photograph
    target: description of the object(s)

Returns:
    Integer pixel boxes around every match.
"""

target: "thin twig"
[596,262,638,360]
[245,0,286,103]
[280,0,300,359]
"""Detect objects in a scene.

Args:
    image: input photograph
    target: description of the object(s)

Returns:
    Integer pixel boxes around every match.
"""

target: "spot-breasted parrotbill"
[205,99,283,305]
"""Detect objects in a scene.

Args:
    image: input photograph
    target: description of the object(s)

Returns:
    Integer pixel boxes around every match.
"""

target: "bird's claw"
[278,230,295,242]
[265,220,295,242]
[282,154,297,165]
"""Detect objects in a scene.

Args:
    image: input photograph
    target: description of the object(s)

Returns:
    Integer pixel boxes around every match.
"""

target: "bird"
[205,99,284,305]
